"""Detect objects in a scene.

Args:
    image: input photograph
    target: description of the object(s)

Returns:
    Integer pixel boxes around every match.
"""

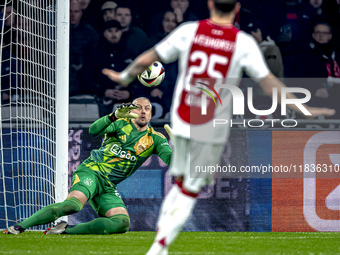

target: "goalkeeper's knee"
[86,214,130,234]
[107,214,130,234]
[50,197,83,218]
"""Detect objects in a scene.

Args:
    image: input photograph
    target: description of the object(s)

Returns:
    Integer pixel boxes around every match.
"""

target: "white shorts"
[169,135,225,194]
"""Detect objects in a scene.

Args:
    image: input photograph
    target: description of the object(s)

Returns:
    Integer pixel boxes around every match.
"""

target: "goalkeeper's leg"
[7,167,96,233]
[4,194,84,234]
[45,206,130,235]
[64,214,130,234]
[17,169,94,230]
[17,194,84,230]
[63,186,130,234]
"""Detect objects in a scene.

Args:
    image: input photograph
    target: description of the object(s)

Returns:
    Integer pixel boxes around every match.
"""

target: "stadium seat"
[69,95,100,122]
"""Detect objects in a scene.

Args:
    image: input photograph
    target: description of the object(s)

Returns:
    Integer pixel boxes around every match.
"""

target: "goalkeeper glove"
[109,103,138,121]
[164,124,174,146]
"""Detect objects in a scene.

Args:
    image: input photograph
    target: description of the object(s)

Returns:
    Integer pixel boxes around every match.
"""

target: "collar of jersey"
[207,18,234,28]
[131,120,150,134]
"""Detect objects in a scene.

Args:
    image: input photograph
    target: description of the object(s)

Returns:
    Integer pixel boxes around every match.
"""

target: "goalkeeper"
[4,97,172,235]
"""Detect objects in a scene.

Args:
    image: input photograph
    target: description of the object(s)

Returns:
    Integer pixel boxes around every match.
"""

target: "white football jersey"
[155,19,270,144]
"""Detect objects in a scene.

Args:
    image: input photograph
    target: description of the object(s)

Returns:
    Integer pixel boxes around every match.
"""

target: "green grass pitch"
[1,231,339,254]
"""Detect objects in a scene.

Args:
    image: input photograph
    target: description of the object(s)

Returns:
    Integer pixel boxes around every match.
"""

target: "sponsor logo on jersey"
[83,178,93,186]
[134,135,154,155]
[110,144,136,161]
[137,141,147,153]
[119,135,127,143]
[211,29,223,36]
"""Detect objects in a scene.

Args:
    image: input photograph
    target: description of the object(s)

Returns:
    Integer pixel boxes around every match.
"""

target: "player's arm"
[102,22,187,87]
[154,134,172,166]
[89,103,138,136]
[102,48,162,87]
[259,73,335,118]
[89,115,117,137]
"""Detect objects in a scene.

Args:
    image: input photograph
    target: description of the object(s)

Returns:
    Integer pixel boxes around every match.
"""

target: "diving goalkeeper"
[4,97,172,235]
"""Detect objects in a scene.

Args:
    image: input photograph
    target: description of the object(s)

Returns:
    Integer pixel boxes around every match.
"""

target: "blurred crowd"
[1,0,340,119]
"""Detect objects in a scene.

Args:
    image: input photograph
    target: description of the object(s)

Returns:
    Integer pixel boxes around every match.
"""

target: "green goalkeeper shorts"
[69,162,126,217]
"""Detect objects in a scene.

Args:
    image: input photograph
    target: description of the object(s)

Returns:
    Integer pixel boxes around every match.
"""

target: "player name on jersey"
[193,34,236,52]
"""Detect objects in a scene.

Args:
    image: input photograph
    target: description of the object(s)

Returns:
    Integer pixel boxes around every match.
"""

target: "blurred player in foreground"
[4,97,172,235]
[102,0,335,254]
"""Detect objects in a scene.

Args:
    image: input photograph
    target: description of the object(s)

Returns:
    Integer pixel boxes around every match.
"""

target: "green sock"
[65,214,130,235]
[18,197,83,230]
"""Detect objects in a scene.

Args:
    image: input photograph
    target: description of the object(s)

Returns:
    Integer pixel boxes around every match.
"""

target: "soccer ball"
[138,61,165,87]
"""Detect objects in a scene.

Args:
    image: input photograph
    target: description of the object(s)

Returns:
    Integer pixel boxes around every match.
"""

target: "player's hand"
[305,106,335,119]
[113,103,138,119]
[164,124,174,146]
[102,69,129,88]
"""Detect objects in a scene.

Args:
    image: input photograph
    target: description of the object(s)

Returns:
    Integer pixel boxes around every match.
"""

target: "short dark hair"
[103,19,122,31]
[313,21,332,34]
[115,3,135,24]
[116,3,134,16]
[213,0,237,14]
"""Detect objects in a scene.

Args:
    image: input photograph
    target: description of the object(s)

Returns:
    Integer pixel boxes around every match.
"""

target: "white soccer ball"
[138,61,165,87]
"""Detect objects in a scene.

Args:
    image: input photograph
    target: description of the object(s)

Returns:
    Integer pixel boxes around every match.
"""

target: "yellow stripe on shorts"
[71,173,81,187]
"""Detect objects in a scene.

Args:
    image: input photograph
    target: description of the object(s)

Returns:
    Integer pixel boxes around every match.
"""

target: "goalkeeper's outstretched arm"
[102,48,161,87]
[89,103,138,136]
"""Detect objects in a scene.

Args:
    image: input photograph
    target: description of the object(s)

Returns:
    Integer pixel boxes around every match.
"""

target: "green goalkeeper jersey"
[84,115,172,186]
